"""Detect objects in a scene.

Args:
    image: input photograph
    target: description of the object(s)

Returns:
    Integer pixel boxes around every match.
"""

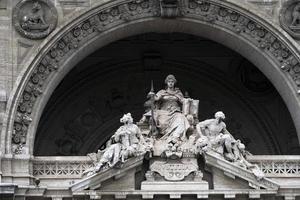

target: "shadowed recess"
[34,33,299,156]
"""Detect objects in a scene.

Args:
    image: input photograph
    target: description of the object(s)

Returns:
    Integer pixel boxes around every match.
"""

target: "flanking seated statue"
[195,111,264,179]
[83,113,152,176]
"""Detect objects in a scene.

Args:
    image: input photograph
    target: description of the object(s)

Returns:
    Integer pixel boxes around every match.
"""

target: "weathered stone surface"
[0,0,300,200]
[141,181,209,191]
[71,155,144,192]
[204,151,279,190]
[5,0,300,156]
[148,158,199,181]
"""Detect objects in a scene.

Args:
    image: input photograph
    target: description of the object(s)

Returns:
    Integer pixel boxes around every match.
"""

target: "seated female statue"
[149,75,190,144]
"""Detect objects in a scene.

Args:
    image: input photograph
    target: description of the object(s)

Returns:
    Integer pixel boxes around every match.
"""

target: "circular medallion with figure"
[280,0,300,39]
[13,0,58,40]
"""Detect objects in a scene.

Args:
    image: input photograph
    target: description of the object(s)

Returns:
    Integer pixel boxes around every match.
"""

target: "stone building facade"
[0,0,300,199]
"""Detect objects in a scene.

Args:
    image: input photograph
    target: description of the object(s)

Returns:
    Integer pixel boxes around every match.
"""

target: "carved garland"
[12,0,300,153]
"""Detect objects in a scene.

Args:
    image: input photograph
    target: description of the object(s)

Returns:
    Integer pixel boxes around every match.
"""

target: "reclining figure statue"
[196,111,264,179]
[83,113,152,176]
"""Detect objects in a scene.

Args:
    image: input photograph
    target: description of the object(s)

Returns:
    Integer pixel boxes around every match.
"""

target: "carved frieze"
[13,0,58,39]
[12,0,300,153]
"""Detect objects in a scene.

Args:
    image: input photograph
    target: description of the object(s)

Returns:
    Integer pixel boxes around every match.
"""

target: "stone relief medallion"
[280,0,300,39]
[13,0,58,39]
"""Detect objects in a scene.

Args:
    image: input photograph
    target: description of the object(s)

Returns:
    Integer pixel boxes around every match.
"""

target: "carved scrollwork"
[13,113,32,145]
[185,0,300,92]
[12,0,300,153]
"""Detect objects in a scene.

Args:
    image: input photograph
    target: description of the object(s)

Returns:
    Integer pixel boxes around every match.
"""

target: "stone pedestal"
[148,157,200,181]
[141,156,209,191]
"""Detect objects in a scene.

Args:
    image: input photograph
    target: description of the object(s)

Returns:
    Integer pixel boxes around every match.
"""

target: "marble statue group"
[84,74,264,179]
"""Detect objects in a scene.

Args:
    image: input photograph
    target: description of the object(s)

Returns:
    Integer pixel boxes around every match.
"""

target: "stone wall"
[0,1,300,199]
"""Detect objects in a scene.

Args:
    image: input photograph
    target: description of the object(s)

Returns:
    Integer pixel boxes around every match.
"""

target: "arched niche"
[2,0,300,155]
[34,32,298,156]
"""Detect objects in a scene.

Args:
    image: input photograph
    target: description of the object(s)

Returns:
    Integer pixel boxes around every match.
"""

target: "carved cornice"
[204,151,279,190]
[70,155,144,192]
[11,0,300,153]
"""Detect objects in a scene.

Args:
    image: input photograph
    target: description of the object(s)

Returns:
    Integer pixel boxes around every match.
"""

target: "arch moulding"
[2,0,300,155]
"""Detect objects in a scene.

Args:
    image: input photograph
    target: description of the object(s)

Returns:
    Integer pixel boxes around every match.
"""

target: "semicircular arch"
[2,0,300,155]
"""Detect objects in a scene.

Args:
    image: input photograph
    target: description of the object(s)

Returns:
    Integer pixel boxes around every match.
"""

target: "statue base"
[141,156,209,191]
[141,181,209,191]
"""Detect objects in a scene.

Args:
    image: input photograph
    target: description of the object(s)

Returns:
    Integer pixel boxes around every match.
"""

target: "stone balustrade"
[32,155,300,178]
[32,156,92,178]
[247,155,300,177]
